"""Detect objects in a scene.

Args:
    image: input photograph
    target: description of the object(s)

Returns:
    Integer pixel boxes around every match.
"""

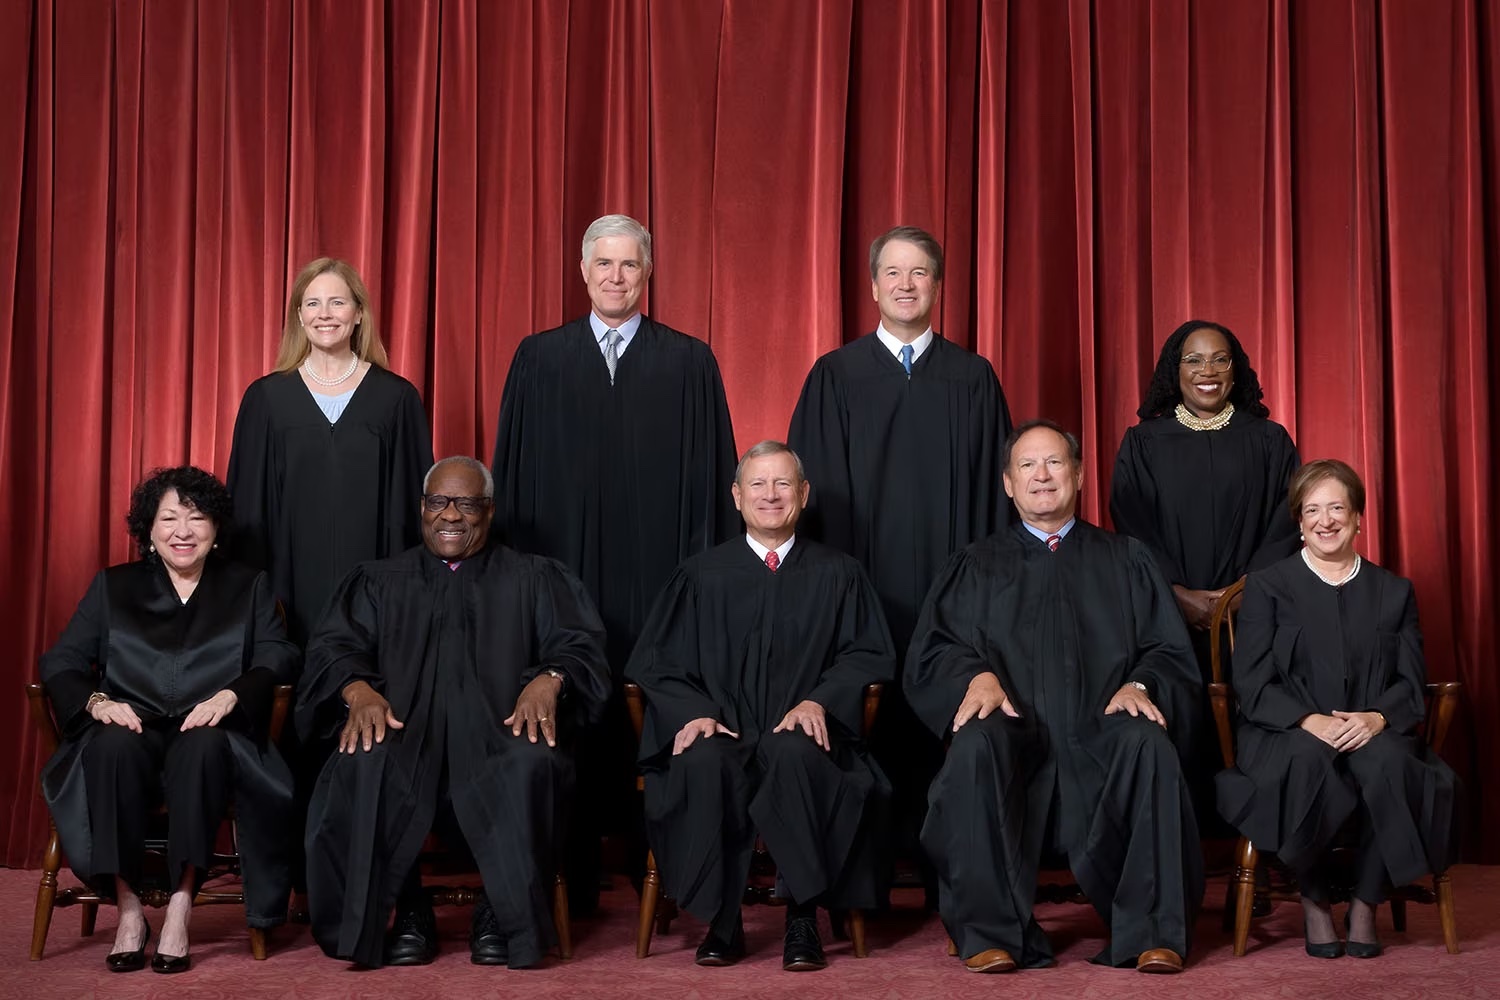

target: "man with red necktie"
[627,441,895,972]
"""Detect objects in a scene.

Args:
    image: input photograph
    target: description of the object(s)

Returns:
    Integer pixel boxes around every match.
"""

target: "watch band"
[1128,680,1148,694]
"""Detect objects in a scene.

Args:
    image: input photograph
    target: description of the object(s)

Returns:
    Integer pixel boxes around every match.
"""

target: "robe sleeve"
[226,379,274,571]
[226,570,302,735]
[981,362,1015,531]
[1121,539,1203,746]
[787,359,854,550]
[521,557,612,726]
[39,571,109,738]
[1245,424,1302,573]
[492,338,535,547]
[1109,425,1185,585]
[1231,571,1313,731]
[296,565,386,740]
[903,550,1012,739]
[625,567,725,763]
[386,376,435,555]
[803,563,898,736]
[1369,580,1428,734]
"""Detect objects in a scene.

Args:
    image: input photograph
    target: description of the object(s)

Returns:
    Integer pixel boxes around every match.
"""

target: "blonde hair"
[273,258,390,372]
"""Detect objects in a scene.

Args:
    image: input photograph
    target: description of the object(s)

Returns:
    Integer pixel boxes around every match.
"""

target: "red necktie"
[765,551,779,572]
[1046,534,1060,552]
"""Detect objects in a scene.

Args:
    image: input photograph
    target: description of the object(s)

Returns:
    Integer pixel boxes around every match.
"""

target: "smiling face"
[581,234,650,323]
[1298,477,1361,563]
[299,271,363,355]
[732,451,810,544]
[1176,326,1235,418]
[420,463,493,560]
[870,239,938,339]
[151,489,217,578]
[1003,426,1083,530]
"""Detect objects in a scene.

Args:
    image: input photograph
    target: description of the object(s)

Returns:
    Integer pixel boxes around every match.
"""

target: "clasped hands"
[1300,710,1385,752]
[339,672,565,754]
[88,690,239,734]
[951,672,1166,732]
[672,699,831,755]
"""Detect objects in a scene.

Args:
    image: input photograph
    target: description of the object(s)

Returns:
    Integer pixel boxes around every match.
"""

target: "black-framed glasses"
[422,494,492,516]
[1179,354,1233,373]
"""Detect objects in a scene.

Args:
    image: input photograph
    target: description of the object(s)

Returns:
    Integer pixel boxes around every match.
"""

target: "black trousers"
[81,720,235,896]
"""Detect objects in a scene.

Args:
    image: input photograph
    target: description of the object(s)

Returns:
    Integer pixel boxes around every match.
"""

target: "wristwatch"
[1128,680,1148,694]
[543,667,568,691]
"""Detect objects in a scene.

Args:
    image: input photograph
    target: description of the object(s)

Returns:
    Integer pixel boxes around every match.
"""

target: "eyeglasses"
[422,494,492,516]
[1179,354,1233,373]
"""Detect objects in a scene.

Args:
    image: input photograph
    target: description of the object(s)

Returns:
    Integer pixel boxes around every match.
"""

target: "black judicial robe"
[297,543,611,968]
[40,558,299,925]
[787,331,1012,651]
[227,366,433,644]
[1216,555,1458,885]
[907,522,1204,967]
[491,316,738,672]
[1109,411,1300,594]
[626,538,895,924]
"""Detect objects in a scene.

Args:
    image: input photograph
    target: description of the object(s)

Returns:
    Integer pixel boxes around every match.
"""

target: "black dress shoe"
[695,920,746,967]
[151,950,192,974]
[1304,917,1344,959]
[385,904,439,966]
[783,914,827,972]
[469,895,508,965]
[1344,908,1382,958]
[106,923,150,973]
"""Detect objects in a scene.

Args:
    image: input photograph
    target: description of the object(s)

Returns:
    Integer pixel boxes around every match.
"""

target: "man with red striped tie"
[906,420,1204,976]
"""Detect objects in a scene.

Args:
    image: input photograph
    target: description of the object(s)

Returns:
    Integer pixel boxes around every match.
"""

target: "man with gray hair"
[492,213,738,911]
[627,441,895,970]
[298,456,612,968]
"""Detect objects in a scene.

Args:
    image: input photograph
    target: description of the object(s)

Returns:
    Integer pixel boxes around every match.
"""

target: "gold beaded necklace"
[1174,401,1235,431]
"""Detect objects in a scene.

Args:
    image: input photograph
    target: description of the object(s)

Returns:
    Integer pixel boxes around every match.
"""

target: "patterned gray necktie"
[604,329,622,384]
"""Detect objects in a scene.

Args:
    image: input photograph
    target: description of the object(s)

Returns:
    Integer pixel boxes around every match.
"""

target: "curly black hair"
[125,465,236,559]
[1136,319,1271,420]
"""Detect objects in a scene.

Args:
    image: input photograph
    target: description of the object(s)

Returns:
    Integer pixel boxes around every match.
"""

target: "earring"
[149,544,156,553]
[212,542,219,549]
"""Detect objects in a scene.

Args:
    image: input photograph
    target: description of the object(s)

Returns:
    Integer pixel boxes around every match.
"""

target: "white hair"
[734,440,806,484]
[581,214,652,270]
[423,456,494,498]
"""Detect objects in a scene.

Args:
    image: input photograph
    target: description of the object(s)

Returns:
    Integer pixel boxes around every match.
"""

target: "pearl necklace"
[1174,401,1234,431]
[302,354,360,386]
[1301,547,1362,587]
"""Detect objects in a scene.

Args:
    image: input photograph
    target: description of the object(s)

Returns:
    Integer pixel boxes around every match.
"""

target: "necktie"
[1046,534,1061,552]
[604,329,622,384]
[900,343,914,377]
[765,551,779,572]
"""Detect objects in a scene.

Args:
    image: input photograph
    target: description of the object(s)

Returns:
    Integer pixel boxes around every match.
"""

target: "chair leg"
[1231,837,1259,957]
[553,873,573,959]
[1435,872,1459,954]
[848,909,868,958]
[30,828,63,960]
[249,926,269,960]
[656,898,676,934]
[80,903,98,937]
[1389,897,1407,932]
[637,850,661,959]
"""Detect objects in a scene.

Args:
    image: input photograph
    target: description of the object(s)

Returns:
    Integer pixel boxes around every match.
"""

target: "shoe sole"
[965,958,1017,973]
[783,959,828,972]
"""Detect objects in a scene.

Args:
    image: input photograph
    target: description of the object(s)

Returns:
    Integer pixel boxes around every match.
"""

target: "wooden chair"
[1206,579,1461,956]
[623,681,883,959]
[27,682,295,961]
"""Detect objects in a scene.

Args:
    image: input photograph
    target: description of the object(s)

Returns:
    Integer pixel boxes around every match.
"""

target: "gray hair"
[423,456,495,498]
[734,440,806,484]
[869,225,945,282]
[1003,419,1083,469]
[581,214,653,270]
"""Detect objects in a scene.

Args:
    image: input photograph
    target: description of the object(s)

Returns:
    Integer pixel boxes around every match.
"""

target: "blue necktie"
[900,344,914,377]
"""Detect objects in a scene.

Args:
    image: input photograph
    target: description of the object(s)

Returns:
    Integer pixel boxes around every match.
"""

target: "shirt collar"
[745,533,796,564]
[590,311,643,347]
[1021,518,1076,545]
[875,323,934,364]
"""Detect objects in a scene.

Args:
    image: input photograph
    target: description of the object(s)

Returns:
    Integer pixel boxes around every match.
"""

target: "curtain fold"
[4,0,1496,866]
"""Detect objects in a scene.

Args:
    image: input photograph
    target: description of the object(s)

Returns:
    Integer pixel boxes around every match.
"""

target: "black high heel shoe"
[106,922,151,973]
[1344,907,1383,959]
[151,949,192,974]
[1303,916,1344,959]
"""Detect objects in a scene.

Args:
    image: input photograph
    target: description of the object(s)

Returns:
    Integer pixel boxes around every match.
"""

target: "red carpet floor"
[2,865,1495,998]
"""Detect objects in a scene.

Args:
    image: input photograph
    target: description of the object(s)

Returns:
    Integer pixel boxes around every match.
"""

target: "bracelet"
[85,691,109,715]
[1373,710,1387,727]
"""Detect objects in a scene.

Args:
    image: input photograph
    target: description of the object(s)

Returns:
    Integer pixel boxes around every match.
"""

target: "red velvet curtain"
[3,0,1496,866]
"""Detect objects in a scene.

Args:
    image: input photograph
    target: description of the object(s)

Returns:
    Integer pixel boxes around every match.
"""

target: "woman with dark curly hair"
[39,466,299,974]
[1110,320,1301,636]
